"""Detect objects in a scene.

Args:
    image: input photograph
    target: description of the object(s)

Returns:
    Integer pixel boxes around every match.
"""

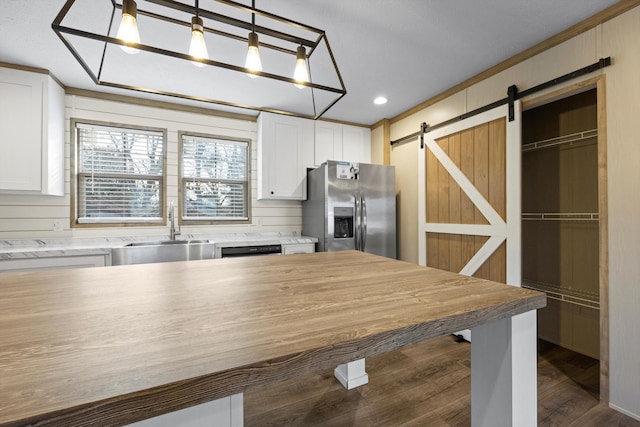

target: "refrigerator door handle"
[354,192,361,251]
[361,192,367,252]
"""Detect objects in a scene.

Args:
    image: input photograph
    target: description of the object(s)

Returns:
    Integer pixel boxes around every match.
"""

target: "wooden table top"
[0,251,545,427]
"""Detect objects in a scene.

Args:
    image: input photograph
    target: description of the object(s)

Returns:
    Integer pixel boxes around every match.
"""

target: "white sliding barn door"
[418,103,522,288]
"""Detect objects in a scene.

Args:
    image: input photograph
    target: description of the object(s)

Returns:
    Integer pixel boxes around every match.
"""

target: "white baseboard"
[609,403,640,422]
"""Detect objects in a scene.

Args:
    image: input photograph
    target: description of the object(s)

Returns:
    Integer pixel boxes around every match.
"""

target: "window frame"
[178,131,251,225]
[70,118,168,228]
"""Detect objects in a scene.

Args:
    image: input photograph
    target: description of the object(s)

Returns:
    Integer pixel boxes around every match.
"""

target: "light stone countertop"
[0,232,317,260]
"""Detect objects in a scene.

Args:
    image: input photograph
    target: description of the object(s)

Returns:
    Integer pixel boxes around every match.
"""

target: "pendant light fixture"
[245,0,262,78]
[116,0,140,54]
[188,0,208,67]
[293,45,309,89]
[53,0,347,119]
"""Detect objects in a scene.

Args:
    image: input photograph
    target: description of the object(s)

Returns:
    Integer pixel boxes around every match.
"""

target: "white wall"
[601,8,640,419]
[0,95,302,239]
[390,6,640,419]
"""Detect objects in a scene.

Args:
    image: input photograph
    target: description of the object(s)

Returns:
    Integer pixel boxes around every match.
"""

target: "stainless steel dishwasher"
[219,244,282,258]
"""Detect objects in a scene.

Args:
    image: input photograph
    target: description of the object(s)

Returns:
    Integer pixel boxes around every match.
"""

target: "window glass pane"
[182,137,247,180]
[181,135,249,221]
[79,177,161,218]
[184,182,246,219]
[76,123,164,223]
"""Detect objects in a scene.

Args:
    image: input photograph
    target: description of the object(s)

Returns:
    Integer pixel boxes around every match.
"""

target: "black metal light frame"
[52,0,347,119]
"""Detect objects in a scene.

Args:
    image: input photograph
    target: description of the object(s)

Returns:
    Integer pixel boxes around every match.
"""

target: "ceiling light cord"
[245,0,262,77]
[251,0,255,30]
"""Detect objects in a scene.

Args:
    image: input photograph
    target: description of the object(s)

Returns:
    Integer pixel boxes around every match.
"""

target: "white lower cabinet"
[0,254,109,273]
[282,243,315,255]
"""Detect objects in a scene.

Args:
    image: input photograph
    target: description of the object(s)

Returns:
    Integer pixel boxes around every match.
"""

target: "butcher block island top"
[0,250,545,427]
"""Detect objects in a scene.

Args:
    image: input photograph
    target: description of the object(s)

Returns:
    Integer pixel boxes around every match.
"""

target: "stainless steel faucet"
[169,201,181,240]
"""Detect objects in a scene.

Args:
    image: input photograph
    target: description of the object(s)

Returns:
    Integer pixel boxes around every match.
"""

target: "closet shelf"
[522,212,599,221]
[522,129,597,152]
[522,279,599,310]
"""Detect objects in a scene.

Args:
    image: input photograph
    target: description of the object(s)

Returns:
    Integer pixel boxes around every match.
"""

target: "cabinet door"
[0,255,108,273]
[0,68,43,192]
[257,113,313,200]
[314,121,343,166]
[342,125,371,164]
[0,67,64,196]
[271,120,303,198]
[282,243,315,254]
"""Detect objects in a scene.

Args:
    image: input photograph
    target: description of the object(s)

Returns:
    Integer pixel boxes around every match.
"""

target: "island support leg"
[470,310,537,427]
[334,359,369,390]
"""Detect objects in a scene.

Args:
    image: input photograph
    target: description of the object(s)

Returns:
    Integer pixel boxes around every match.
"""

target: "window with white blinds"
[75,122,165,224]
[181,134,249,222]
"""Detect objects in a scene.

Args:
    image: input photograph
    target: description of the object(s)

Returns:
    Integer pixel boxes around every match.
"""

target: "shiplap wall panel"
[0,205,69,218]
[0,95,303,238]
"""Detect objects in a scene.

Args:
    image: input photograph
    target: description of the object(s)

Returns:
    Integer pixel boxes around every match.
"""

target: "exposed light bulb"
[116,0,140,54]
[293,45,309,89]
[245,32,262,78]
[189,16,208,67]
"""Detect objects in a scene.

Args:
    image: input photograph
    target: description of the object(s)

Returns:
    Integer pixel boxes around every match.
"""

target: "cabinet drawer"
[282,243,315,255]
[0,255,108,273]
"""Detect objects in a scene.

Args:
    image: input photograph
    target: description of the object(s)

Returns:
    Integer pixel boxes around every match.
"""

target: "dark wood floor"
[244,335,640,426]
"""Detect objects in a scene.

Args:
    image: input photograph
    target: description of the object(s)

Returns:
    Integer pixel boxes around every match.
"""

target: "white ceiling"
[0,0,621,125]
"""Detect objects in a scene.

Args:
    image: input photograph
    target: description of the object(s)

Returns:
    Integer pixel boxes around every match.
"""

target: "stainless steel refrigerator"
[303,161,396,258]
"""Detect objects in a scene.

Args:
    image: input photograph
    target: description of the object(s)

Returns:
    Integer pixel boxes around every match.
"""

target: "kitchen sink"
[111,240,215,265]
[124,239,208,247]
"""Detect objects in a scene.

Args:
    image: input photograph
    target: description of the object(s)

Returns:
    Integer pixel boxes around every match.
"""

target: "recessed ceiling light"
[374,96,388,105]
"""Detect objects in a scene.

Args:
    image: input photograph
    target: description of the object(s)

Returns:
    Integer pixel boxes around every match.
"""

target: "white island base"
[127,394,243,427]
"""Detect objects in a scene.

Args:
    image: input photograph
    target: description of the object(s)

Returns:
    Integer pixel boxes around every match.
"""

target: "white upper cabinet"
[0,67,64,196]
[314,121,343,166]
[257,112,371,200]
[257,112,314,200]
[342,124,371,164]
[314,121,371,166]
